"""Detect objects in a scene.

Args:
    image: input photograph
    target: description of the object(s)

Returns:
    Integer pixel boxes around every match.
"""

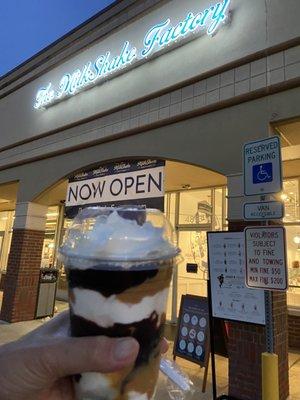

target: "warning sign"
[245,226,288,291]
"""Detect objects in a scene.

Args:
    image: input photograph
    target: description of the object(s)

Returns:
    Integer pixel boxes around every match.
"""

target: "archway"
[28,158,227,322]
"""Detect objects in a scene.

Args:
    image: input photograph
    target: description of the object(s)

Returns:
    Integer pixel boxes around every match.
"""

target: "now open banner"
[65,160,165,218]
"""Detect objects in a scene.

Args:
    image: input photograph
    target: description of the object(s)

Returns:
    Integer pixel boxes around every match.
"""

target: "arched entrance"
[27,158,227,323]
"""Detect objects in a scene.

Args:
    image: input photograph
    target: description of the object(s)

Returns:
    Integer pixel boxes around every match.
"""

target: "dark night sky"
[0,0,115,77]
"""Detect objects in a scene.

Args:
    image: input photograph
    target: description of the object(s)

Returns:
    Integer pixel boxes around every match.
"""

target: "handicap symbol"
[253,163,273,184]
[257,165,271,181]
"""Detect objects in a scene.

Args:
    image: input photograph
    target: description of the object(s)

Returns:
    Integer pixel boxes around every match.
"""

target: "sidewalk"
[0,301,299,399]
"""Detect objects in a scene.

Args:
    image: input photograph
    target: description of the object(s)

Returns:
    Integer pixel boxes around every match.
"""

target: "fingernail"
[114,338,137,361]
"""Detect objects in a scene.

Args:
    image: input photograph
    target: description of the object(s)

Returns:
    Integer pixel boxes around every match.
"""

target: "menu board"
[173,295,209,367]
[207,231,266,325]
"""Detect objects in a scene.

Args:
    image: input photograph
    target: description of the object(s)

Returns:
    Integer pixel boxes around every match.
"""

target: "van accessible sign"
[65,160,165,217]
[244,201,284,221]
[245,226,287,291]
[244,137,282,196]
[34,0,231,109]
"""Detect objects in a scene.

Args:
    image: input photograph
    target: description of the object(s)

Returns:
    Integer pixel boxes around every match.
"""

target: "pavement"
[0,299,299,399]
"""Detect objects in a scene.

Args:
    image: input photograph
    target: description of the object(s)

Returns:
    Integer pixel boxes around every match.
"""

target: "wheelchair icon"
[252,162,273,184]
[257,165,271,182]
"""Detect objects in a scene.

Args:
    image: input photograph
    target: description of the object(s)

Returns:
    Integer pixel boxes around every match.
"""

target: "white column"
[13,202,47,231]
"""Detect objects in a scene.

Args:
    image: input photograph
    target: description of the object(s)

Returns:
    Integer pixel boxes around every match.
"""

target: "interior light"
[281,193,288,201]
[46,212,59,217]
[293,235,300,245]
[182,184,191,190]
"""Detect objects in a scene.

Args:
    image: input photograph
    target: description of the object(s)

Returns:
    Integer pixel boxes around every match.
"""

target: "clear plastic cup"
[59,206,180,400]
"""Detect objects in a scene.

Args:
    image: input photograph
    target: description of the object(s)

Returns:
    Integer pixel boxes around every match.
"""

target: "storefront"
[0,0,300,398]
[2,175,299,326]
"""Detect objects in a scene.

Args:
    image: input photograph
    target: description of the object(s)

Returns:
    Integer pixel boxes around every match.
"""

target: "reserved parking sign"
[244,137,282,196]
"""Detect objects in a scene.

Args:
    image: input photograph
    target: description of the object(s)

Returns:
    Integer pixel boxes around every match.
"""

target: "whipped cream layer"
[71,287,168,328]
[60,209,179,269]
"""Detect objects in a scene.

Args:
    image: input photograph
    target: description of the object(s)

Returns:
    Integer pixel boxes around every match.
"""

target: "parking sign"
[244,137,282,196]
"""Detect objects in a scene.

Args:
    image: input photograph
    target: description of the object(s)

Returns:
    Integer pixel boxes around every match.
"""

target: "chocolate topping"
[67,268,159,297]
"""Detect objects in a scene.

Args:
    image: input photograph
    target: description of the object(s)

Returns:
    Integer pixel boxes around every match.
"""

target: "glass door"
[176,229,208,315]
[165,187,227,322]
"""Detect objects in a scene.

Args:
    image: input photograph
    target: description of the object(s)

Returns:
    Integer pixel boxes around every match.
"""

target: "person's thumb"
[39,336,139,380]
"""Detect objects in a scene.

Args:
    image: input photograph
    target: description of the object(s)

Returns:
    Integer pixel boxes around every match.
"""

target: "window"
[179,189,212,225]
[165,187,227,321]
[281,178,300,309]
[282,180,300,223]
[56,216,75,295]
[0,211,14,272]
[41,206,60,268]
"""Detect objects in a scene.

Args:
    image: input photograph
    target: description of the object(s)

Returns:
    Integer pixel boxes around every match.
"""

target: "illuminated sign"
[34,0,231,109]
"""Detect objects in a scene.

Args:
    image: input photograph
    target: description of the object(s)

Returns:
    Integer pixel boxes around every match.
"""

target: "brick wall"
[288,315,300,349]
[0,229,45,323]
[273,292,289,400]
[227,220,289,400]
[228,322,265,399]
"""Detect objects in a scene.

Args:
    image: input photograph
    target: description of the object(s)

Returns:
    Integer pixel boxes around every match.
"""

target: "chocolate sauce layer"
[70,311,163,368]
[67,268,159,297]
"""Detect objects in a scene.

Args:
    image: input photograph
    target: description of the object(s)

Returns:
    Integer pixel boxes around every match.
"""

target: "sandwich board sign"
[245,226,288,291]
[244,137,282,196]
[244,201,284,221]
[173,295,210,367]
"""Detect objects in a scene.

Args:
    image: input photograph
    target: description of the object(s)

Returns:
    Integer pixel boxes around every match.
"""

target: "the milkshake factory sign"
[34,0,231,109]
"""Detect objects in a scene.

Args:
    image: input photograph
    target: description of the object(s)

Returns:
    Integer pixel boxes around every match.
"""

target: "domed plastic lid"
[59,206,180,269]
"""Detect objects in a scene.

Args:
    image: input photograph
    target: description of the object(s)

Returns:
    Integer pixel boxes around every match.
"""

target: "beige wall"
[1,0,300,150]
[0,88,299,204]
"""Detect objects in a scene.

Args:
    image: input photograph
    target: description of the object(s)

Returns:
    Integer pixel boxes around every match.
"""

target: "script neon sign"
[34,0,231,109]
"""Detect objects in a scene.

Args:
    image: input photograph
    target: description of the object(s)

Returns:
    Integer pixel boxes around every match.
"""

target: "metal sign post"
[262,217,274,355]
[243,137,285,400]
[207,280,218,400]
[265,290,274,353]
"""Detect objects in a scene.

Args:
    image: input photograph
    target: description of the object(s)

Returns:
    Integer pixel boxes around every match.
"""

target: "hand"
[0,311,139,400]
[0,311,170,400]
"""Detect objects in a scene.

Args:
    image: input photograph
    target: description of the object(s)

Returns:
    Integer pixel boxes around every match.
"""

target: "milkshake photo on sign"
[59,206,180,400]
